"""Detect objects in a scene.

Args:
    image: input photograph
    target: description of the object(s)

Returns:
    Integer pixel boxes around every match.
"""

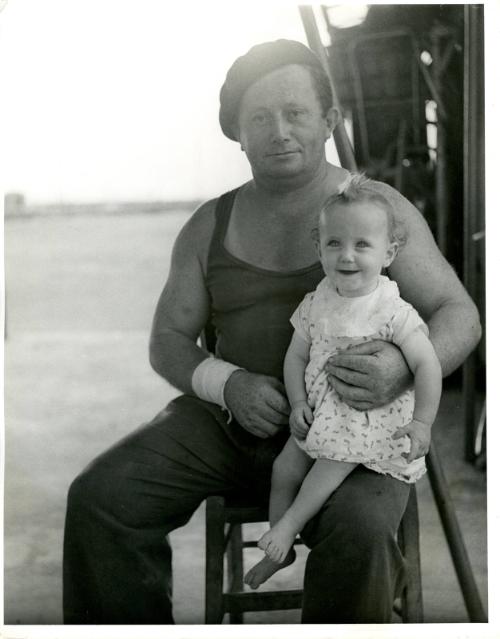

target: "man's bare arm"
[382,182,481,375]
[149,201,215,393]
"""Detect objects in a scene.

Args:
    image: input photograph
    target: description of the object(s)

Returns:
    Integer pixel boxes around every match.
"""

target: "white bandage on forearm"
[191,356,243,409]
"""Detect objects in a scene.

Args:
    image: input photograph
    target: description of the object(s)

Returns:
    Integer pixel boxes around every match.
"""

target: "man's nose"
[270,114,291,141]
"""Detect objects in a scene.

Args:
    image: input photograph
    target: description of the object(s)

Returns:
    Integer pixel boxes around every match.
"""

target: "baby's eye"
[356,240,370,248]
[327,239,341,247]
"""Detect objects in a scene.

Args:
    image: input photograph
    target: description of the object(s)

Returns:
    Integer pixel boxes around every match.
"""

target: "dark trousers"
[63,395,410,624]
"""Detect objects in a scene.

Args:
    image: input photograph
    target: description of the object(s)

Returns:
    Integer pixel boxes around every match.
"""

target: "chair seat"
[222,498,268,524]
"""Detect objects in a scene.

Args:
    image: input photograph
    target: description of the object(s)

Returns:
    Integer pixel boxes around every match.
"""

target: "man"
[63,40,480,624]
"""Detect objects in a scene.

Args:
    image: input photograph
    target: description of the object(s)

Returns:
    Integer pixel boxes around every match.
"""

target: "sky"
[0,1,497,207]
[0,0,338,204]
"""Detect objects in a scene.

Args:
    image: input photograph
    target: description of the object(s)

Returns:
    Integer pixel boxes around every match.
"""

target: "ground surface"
[4,211,487,624]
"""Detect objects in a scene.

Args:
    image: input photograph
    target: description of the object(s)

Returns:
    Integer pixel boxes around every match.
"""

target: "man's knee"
[67,457,161,531]
[66,459,115,519]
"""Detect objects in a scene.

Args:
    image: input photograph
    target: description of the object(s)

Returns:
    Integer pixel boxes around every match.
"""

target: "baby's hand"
[392,419,431,463]
[290,400,313,440]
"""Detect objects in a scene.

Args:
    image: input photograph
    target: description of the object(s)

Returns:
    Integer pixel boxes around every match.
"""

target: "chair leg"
[426,443,487,621]
[398,484,424,622]
[205,496,226,624]
[227,524,244,624]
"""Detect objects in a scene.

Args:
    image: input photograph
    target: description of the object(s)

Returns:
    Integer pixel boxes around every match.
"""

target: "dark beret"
[219,39,324,141]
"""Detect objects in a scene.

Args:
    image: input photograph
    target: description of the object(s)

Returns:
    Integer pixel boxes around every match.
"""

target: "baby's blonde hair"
[312,172,407,247]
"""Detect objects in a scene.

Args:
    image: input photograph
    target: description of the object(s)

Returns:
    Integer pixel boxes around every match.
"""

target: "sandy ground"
[4,211,487,624]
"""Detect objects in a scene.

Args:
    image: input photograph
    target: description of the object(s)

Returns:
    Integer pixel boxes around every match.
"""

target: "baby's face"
[317,200,397,297]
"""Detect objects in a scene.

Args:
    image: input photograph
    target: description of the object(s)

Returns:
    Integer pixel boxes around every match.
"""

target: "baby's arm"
[393,328,442,462]
[284,332,313,440]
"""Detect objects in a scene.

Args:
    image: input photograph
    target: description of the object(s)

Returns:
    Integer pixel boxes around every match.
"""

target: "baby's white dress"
[291,275,427,483]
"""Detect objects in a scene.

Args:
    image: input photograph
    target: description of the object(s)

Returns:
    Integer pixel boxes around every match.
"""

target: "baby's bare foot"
[258,520,298,564]
[244,549,296,590]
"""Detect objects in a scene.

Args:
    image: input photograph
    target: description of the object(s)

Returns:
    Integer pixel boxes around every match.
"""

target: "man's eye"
[288,109,304,119]
[252,113,267,124]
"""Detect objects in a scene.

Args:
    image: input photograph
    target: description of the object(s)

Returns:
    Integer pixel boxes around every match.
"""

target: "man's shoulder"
[176,197,219,248]
[174,190,235,271]
[187,197,218,229]
[181,186,240,236]
[367,179,422,222]
[368,179,404,200]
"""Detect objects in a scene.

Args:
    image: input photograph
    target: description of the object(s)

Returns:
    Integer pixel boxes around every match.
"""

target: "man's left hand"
[325,340,412,411]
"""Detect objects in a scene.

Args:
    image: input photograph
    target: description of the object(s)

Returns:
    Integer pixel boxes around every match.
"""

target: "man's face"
[237,65,335,183]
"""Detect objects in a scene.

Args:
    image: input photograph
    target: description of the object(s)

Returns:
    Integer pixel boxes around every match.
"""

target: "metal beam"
[427,444,487,621]
[298,5,357,171]
[462,3,485,463]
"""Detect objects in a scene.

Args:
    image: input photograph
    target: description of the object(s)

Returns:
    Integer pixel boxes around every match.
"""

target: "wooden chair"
[205,484,423,624]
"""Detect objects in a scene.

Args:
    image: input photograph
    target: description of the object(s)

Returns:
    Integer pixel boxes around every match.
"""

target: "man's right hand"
[224,370,290,438]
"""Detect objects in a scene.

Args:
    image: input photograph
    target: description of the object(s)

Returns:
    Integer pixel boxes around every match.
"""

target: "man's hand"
[325,340,412,411]
[289,400,313,440]
[392,419,431,463]
[224,370,290,438]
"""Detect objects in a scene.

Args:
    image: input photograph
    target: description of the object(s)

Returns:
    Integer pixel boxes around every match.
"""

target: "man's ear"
[236,125,245,151]
[325,107,340,139]
[311,227,321,256]
[314,240,322,259]
[384,242,399,268]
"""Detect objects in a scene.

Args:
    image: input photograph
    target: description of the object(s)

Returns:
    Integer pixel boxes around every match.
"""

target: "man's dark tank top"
[206,188,324,381]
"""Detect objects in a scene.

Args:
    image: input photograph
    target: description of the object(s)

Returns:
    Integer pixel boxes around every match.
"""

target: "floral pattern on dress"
[290,276,428,483]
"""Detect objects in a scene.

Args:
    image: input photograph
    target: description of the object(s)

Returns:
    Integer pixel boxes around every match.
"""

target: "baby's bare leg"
[268,437,314,527]
[262,459,357,564]
[244,437,313,589]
